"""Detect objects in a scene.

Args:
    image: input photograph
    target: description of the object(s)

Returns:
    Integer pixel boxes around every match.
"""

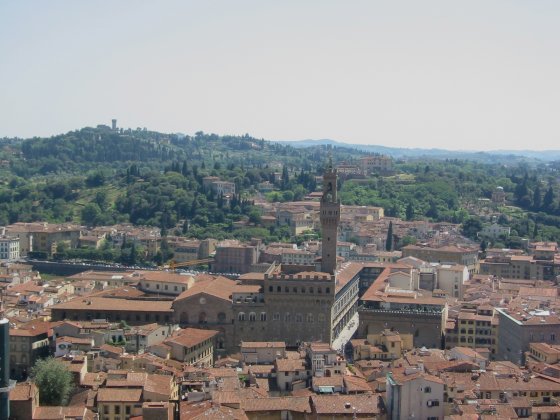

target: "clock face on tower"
[199,297,206,305]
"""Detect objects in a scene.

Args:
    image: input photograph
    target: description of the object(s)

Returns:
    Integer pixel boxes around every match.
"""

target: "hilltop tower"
[320,155,341,274]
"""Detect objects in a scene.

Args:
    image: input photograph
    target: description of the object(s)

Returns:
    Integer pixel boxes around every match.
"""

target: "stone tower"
[320,156,340,274]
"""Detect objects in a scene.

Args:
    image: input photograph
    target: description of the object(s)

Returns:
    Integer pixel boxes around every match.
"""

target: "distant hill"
[274,139,560,162]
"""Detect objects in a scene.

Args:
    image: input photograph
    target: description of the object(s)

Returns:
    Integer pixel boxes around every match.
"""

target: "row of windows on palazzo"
[179,311,327,324]
[267,285,331,294]
[237,312,326,323]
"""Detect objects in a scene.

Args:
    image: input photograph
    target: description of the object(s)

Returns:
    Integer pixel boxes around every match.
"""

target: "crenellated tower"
[320,156,341,274]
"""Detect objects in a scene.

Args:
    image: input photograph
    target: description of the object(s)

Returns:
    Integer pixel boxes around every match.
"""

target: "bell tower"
[320,155,340,274]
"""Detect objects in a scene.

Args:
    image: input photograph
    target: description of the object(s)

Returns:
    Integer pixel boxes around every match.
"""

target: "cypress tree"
[386,221,394,251]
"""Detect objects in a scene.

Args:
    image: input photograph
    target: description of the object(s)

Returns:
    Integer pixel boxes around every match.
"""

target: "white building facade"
[0,236,20,260]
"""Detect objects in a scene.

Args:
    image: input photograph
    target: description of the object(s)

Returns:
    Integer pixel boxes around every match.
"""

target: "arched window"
[238,312,245,321]
[307,313,314,323]
[249,312,256,322]
[217,312,227,323]
[285,313,291,322]
[295,313,303,323]
[198,312,207,324]
[260,312,267,321]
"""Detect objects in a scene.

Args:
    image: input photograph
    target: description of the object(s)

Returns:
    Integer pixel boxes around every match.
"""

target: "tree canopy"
[31,357,73,406]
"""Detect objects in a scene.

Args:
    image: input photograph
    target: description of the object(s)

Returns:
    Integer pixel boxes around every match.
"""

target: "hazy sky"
[1,1,559,150]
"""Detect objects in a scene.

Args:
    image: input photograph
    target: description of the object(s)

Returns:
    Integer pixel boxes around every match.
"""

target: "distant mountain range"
[273,139,560,162]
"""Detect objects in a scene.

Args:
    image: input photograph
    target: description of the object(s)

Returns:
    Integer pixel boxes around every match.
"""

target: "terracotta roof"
[390,371,444,385]
[309,342,335,352]
[310,394,382,414]
[51,296,173,312]
[334,263,364,292]
[241,396,311,413]
[275,358,306,372]
[164,327,218,348]
[313,375,343,387]
[57,336,93,345]
[403,244,478,253]
[530,342,560,355]
[67,270,132,281]
[9,320,53,337]
[244,365,274,375]
[343,375,372,393]
[81,372,107,388]
[180,401,249,420]
[144,374,173,396]
[213,390,241,405]
[518,286,558,297]
[32,406,89,420]
[100,344,125,355]
[9,382,35,401]
[90,287,145,299]
[131,270,194,284]
[175,276,238,302]
[97,387,142,402]
[450,347,486,359]
[8,281,44,293]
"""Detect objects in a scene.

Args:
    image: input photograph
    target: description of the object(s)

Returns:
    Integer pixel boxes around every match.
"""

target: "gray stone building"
[358,268,448,349]
[53,159,361,354]
[496,307,560,365]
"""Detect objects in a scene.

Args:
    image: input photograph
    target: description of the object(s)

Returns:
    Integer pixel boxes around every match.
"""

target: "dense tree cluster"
[31,358,73,406]
[0,127,559,264]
